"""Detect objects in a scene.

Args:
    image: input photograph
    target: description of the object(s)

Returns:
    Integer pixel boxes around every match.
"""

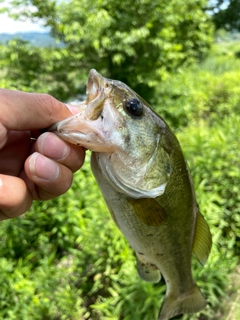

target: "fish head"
[50,69,172,198]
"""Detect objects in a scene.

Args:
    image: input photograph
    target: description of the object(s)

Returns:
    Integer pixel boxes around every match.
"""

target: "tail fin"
[158,284,206,320]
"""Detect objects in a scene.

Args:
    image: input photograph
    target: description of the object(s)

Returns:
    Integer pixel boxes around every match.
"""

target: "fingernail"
[29,152,60,181]
[38,132,70,160]
[65,103,81,115]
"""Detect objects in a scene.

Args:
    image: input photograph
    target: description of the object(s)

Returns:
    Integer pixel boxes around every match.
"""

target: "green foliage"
[178,115,240,258]
[154,43,240,129]
[177,115,240,318]
[210,0,240,31]
[2,0,213,101]
[0,39,84,100]
[0,258,84,319]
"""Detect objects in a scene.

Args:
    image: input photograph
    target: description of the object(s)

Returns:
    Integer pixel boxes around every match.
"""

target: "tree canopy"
[3,0,213,101]
[210,0,240,31]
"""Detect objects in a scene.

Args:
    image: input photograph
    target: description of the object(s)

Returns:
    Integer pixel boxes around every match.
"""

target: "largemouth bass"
[50,69,212,320]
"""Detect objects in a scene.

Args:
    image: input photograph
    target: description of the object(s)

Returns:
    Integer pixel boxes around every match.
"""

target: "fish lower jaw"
[55,131,113,153]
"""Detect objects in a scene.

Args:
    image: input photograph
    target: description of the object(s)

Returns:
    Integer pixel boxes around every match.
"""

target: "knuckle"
[38,94,60,115]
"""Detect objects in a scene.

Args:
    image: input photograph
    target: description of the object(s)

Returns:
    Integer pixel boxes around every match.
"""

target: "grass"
[222,266,240,320]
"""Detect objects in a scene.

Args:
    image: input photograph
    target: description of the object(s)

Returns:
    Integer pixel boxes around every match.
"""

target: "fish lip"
[48,69,114,151]
[49,112,114,152]
[84,69,112,120]
[86,69,105,104]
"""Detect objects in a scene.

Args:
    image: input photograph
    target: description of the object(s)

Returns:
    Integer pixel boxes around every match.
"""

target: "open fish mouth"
[85,69,112,120]
[48,70,114,152]
[86,69,104,103]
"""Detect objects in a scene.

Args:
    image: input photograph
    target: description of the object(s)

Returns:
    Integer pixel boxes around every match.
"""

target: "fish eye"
[125,98,143,117]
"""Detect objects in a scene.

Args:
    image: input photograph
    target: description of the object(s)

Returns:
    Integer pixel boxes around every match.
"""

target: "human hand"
[0,89,85,220]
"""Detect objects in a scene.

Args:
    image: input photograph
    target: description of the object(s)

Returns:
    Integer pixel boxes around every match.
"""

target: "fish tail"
[158,284,206,320]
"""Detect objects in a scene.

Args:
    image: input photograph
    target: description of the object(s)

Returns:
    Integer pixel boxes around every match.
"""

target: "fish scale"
[49,69,212,320]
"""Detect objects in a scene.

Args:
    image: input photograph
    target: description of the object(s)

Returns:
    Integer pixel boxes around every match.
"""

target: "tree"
[210,0,240,31]
[3,0,213,101]
[0,39,80,100]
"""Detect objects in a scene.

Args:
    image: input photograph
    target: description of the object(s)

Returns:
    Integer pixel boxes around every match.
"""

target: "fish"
[49,69,212,320]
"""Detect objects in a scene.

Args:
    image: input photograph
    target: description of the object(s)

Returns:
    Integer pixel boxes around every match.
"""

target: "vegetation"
[210,0,240,32]
[2,0,213,102]
[0,0,240,319]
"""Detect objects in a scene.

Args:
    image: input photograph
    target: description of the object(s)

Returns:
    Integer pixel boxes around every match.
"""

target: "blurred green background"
[0,0,240,319]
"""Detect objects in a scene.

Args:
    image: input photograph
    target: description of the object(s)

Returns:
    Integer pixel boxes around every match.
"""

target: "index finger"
[0,89,72,130]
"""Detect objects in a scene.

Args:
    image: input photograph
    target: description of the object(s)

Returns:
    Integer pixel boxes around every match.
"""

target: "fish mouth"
[86,69,104,104]
[48,69,113,152]
[85,69,111,120]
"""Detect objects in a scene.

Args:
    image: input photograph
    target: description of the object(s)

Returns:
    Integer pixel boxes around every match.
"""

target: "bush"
[154,43,240,129]
[178,115,240,319]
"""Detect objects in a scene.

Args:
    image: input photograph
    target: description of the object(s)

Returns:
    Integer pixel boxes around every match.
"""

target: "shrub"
[154,44,240,129]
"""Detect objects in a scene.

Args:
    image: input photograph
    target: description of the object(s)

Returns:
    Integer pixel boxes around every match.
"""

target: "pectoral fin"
[128,198,167,226]
[192,209,212,265]
[136,253,161,283]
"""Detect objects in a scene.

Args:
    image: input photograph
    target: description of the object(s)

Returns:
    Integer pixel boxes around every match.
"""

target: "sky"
[0,13,47,34]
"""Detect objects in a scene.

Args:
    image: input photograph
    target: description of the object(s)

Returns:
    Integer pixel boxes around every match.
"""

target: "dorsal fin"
[192,209,212,265]
[128,198,167,226]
